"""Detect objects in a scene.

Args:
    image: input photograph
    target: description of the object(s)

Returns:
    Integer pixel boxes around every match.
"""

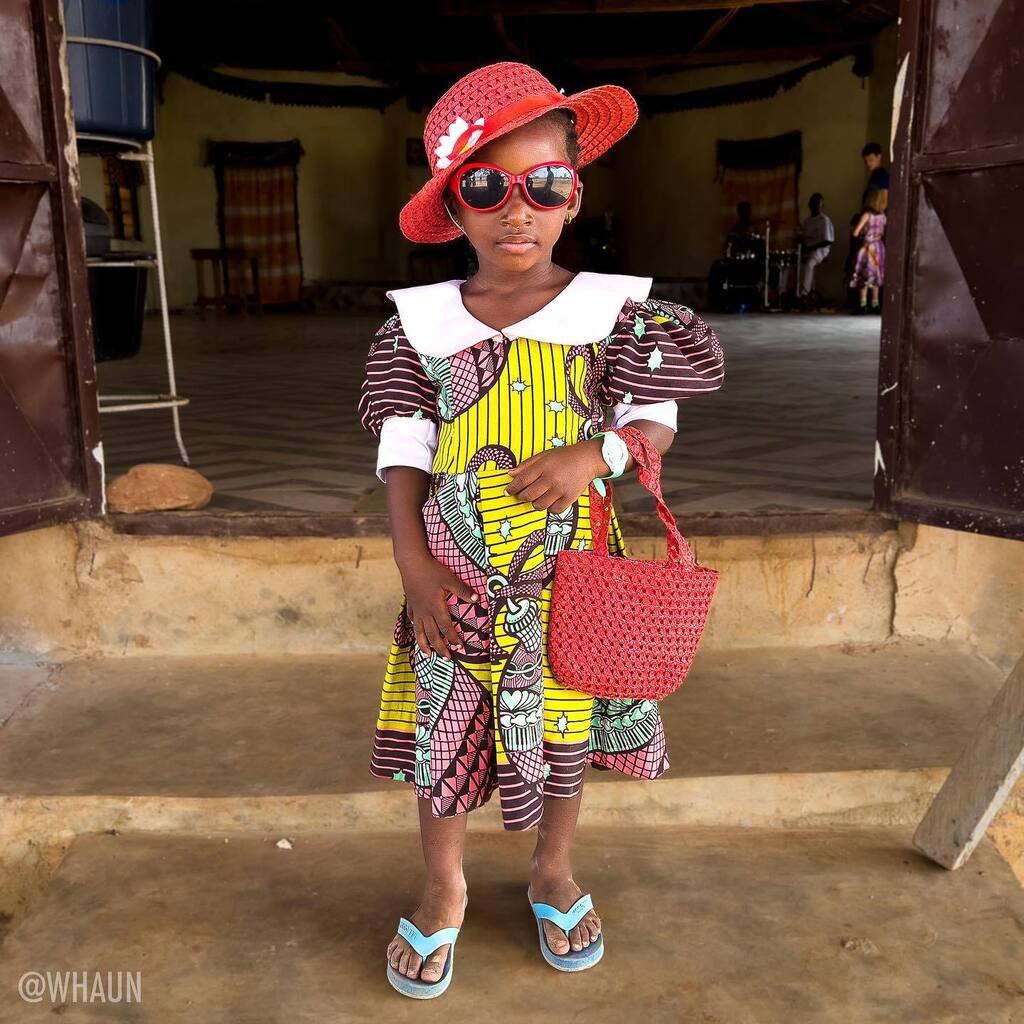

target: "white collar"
[385,271,653,357]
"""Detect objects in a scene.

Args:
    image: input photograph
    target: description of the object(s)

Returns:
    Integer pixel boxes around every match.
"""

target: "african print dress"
[357,272,725,831]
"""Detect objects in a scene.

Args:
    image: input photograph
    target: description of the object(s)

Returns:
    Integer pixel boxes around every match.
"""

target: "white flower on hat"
[434,114,485,169]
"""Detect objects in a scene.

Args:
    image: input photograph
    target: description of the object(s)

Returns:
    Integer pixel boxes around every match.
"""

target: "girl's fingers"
[413,608,455,661]
[516,476,556,504]
[442,574,480,604]
[434,605,465,653]
[528,488,562,511]
[422,617,452,660]
[549,495,574,515]
[434,593,466,651]
[505,464,544,495]
[413,618,432,657]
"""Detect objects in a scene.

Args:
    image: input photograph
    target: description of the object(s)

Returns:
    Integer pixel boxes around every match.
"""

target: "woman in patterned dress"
[849,187,887,312]
[358,62,725,995]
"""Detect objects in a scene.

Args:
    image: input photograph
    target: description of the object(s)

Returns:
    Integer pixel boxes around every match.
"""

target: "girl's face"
[443,118,583,271]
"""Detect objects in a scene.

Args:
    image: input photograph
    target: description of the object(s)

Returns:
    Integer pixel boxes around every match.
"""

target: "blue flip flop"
[527,886,605,972]
[386,914,462,999]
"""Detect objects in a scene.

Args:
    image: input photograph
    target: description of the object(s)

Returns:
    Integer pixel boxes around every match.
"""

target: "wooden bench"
[190,248,263,316]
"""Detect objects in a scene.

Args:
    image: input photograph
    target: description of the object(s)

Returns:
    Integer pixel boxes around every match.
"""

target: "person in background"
[725,200,755,254]
[797,192,834,307]
[860,142,890,211]
[844,208,864,309]
[849,187,886,313]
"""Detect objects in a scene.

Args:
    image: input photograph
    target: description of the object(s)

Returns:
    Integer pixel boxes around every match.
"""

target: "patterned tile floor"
[96,310,882,515]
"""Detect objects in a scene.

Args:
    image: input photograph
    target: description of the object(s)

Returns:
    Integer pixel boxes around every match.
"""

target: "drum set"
[709,221,802,312]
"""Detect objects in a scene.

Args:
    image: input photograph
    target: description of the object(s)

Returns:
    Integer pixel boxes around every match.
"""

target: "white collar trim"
[385,271,654,357]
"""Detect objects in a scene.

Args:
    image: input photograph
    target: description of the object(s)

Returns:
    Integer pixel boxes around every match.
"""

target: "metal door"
[0,0,103,537]
[876,0,1024,539]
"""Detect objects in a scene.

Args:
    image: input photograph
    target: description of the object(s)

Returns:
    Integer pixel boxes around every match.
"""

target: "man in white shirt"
[798,193,835,304]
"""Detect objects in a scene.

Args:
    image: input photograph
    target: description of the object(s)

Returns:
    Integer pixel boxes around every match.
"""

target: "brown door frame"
[874,0,1024,541]
[0,0,103,537]
[873,0,919,523]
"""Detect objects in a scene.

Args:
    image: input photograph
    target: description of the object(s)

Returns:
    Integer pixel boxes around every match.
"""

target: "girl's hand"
[505,438,607,515]
[399,553,480,661]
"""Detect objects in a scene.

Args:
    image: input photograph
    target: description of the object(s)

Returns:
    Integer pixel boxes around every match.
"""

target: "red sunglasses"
[449,161,579,213]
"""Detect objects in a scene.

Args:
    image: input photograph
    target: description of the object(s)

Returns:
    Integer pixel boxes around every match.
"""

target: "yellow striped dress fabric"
[368,333,669,831]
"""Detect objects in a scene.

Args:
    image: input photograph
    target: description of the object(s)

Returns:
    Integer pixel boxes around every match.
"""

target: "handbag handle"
[588,425,696,569]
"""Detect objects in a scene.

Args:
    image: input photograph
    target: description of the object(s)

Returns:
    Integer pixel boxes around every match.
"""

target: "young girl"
[849,188,887,312]
[357,61,725,999]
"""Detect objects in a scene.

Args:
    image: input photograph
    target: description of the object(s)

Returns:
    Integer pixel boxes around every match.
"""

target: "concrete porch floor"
[0,824,1022,1023]
[95,310,881,515]
[2,642,1024,1020]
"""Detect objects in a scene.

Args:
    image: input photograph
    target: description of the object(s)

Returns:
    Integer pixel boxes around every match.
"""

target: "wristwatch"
[592,430,629,480]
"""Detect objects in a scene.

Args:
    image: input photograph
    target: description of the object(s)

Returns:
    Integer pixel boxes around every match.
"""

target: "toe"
[420,945,448,982]
[405,953,423,979]
[569,924,585,951]
[544,921,570,954]
[397,946,412,976]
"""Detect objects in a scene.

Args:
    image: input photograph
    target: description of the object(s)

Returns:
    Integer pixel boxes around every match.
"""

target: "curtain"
[716,131,801,249]
[102,154,143,240]
[719,165,799,248]
[209,140,305,306]
[220,165,303,304]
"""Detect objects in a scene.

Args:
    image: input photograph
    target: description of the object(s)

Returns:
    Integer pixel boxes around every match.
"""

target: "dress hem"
[367,753,669,832]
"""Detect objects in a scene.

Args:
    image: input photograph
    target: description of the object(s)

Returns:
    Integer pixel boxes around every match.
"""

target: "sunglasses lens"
[458,167,511,210]
[525,164,575,208]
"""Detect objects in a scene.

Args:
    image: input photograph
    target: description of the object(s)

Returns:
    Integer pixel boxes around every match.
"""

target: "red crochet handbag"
[548,425,719,701]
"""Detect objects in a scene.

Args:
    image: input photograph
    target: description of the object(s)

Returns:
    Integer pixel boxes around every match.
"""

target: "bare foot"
[529,872,601,956]
[387,877,468,984]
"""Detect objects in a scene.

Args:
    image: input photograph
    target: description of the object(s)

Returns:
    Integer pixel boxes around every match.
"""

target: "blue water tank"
[64,0,157,140]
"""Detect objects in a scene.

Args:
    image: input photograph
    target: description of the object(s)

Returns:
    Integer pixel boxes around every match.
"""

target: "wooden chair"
[191,248,263,316]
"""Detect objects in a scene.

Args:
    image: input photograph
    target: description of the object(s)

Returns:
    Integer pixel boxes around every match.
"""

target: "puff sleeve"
[600,298,725,431]
[357,314,440,483]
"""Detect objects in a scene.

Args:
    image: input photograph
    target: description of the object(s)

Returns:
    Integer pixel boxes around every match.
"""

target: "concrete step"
[4,638,1023,918]
[0,637,1003,785]
[0,641,1012,833]
[1,824,1022,1023]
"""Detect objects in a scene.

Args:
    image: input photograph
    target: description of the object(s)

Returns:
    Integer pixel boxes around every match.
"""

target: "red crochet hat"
[400,62,638,244]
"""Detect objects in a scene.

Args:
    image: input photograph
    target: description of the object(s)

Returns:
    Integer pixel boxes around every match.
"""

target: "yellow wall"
[613,26,899,300]
[79,69,426,309]
[77,29,897,309]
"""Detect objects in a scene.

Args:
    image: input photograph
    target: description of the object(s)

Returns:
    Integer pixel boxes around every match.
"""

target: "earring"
[444,202,466,235]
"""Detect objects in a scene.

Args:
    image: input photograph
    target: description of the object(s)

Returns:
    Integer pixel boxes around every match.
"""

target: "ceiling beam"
[566,38,868,70]
[324,15,364,65]
[441,0,825,14]
[689,8,738,53]
[230,35,869,81]
[776,4,848,37]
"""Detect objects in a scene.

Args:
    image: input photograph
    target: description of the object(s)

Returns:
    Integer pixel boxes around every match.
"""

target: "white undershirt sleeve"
[375,415,439,483]
[609,399,678,432]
